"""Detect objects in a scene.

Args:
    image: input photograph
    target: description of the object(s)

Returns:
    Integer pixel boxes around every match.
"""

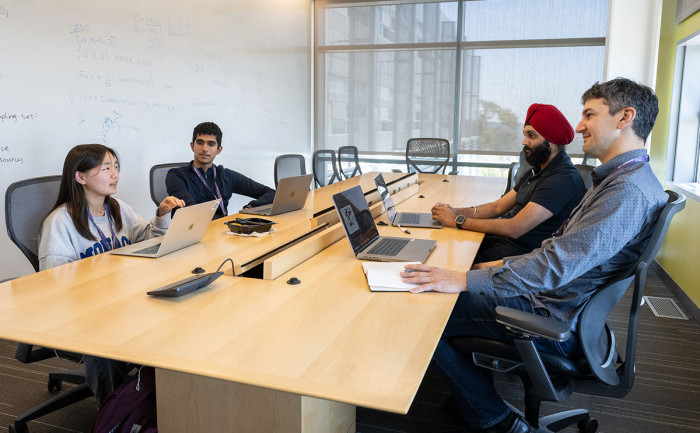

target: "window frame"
[665,29,700,202]
[314,0,607,174]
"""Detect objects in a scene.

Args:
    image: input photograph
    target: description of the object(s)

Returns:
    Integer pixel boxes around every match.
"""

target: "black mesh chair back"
[451,190,685,432]
[5,175,61,272]
[406,138,450,174]
[337,145,362,179]
[575,163,595,190]
[150,162,187,206]
[5,175,94,433]
[503,161,520,196]
[313,150,341,187]
[274,154,306,188]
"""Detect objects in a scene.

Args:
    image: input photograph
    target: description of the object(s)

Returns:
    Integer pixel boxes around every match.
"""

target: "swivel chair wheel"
[9,421,28,433]
[48,377,62,392]
[578,417,598,433]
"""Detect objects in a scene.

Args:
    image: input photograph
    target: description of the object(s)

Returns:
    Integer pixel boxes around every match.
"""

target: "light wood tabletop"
[0,172,505,433]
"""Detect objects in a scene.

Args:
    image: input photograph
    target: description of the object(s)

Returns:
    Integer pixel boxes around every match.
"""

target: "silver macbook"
[374,173,442,229]
[111,199,219,258]
[240,174,313,216]
[332,186,436,262]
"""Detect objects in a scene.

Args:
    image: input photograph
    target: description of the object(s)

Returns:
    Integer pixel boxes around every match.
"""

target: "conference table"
[0,172,505,432]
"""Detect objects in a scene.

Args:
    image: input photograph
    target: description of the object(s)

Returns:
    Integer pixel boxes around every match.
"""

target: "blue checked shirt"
[466,149,668,329]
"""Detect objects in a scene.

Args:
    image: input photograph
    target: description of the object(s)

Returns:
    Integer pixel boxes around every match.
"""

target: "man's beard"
[524,140,552,166]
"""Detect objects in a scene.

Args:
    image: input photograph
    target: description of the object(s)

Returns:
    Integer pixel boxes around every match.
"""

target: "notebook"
[332,185,436,262]
[374,173,442,229]
[110,199,219,258]
[361,261,421,292]
[239,174,313,216]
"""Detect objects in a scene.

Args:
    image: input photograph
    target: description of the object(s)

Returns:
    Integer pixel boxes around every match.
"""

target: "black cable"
[213,258,236,277]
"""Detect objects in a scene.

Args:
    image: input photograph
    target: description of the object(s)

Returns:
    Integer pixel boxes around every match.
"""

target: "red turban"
[524,103,575,145]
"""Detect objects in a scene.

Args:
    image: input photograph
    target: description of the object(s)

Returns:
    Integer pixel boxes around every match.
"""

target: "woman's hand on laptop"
[400,264,467,294]
[157,196,186,217]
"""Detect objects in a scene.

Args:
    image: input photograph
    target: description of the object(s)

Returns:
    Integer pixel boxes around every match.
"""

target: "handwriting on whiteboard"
[0,112,40,123]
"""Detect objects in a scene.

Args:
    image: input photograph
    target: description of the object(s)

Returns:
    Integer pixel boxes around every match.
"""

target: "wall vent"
[643,296,688,320]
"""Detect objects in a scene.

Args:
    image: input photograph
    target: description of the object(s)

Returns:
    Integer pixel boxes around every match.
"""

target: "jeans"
[84,356,132,407]
[433,291,582,429]
[473,234,530,264]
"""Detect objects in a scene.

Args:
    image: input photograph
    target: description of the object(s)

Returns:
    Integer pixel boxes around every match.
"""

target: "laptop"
[111,199,219,258]
[240,174,313,216]
[332,185,436,262]
[374,173,442,229]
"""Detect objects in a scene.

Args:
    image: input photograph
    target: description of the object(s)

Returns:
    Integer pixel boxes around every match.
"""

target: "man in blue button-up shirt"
[402,78,667,433]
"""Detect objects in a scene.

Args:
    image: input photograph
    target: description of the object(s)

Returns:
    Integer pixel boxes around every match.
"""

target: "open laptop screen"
[374,173,396,224]
[333,186,380,255]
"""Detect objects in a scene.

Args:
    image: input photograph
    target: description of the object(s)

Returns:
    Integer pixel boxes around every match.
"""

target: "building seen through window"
[315,0,608,175]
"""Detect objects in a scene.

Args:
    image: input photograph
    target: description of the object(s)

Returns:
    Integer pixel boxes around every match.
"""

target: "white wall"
[604,0,664,87]
[0,0,312,280]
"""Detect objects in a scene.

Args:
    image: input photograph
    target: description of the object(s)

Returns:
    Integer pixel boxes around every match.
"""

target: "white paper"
[361,261,421,292]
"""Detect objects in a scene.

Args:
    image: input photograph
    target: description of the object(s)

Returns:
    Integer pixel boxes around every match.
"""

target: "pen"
[398,225,411,235]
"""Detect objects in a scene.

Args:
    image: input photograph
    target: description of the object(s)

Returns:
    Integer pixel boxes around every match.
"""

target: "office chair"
[274,154,306,188]
[149,162,187,206]
[451,190,685,433]
[406,138,451,174]
[503,161,520,196]
[337,145,362,179]
[312,149,341,188]
[5,176,93,433]
[575,163,595,190]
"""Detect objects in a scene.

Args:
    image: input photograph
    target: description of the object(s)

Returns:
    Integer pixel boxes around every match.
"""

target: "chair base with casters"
[10,382,92,433]
[10,344,92,433]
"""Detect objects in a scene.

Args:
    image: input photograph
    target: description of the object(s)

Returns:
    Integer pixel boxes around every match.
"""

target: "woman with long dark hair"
[38,143,184,406]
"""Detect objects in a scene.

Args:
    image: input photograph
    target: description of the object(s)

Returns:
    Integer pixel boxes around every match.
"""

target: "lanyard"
[192,165,227,216]
[552,154,649,237]
[88,203,122,252]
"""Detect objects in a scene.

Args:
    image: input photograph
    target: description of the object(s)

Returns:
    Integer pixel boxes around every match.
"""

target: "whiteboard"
[0,0,312,280]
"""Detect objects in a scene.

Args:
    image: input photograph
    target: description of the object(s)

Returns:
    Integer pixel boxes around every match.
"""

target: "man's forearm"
[455,202,503,220]
[459,216,521,238]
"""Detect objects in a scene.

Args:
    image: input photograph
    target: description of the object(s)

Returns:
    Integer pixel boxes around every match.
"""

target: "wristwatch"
[455,214,466,229]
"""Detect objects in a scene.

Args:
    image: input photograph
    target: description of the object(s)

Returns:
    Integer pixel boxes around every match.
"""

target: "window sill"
[666,181,700,203]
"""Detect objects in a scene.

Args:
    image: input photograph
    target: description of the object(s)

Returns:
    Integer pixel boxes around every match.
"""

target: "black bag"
[92,366,157,433]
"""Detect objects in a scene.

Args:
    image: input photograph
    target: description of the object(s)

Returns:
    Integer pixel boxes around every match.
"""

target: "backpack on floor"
[92,366,157,433]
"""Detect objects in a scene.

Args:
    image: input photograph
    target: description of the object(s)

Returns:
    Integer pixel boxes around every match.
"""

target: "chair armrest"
[391,169,403,173]
[448,170,459,175]
[495,306,571,342]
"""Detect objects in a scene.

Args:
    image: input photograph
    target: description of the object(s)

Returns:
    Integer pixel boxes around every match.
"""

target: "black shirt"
[507,151,586,250]
[166,162,276,219]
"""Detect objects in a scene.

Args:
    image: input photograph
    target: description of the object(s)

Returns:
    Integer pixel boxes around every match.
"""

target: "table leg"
[156,368,356,433]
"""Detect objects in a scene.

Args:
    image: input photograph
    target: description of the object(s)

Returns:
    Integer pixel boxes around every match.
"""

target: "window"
[315,0,608,174]
[666,30,700,200]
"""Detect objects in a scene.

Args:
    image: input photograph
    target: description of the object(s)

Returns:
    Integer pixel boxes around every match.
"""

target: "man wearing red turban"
[432,103,587,264]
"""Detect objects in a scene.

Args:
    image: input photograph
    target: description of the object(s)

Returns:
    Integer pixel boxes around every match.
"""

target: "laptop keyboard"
[367,238,410,256]
[398,213,420,224]
[133,243,161,255]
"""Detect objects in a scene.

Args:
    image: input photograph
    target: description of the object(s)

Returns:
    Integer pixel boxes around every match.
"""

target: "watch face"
[456,215,466,224]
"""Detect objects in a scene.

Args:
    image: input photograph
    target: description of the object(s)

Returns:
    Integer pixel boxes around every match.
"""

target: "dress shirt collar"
[591,149,648,186]
[190,161,215,179]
